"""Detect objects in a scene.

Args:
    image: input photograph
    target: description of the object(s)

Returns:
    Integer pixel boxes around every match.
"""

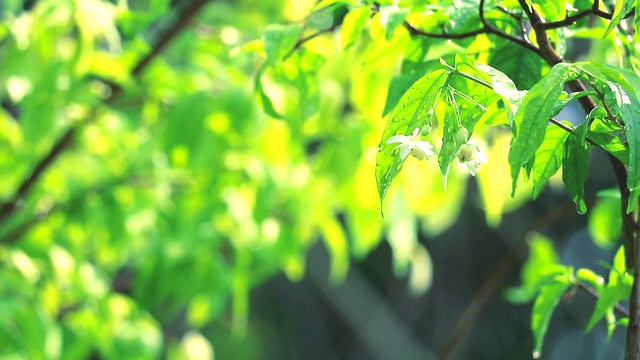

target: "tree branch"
[404,0,541,56]
[0,0,210,227]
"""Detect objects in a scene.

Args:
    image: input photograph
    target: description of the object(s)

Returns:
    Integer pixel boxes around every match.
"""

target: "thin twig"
[578,282,629,318]
[0,0,210,227]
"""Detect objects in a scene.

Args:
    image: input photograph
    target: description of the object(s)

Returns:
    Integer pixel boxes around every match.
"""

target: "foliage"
[2,0,640,358]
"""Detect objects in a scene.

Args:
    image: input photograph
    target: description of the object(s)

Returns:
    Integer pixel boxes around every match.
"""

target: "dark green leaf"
[383,73,424,117]
[532,123,570,199]
[509,63,577,195]
[488,44,546,89]
[562,121,591,214]
[376,70,450,210]
[588,118,628,163]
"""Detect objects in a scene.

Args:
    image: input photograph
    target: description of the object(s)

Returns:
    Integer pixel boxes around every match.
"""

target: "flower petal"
[387,134,409,144]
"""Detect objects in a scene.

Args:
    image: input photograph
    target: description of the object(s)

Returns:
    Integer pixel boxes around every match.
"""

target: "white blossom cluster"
[387,128,487,176]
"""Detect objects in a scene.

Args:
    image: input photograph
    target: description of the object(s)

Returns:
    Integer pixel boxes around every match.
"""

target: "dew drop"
[532,351,540,359]
[391,117,399,122]
[396,164,403,171]
[411,85,416,89]
[376,162,381,166]
[461,103,469,109]
[426,75,431,80]
[408,95,413,100]
[420,90,425,94]
[403,102,408,107]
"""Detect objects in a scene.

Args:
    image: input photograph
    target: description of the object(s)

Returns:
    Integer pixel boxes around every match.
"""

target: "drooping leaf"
[532,123,570,199]
[509,63,577,195]
[531,280,571,357]
[562,121,591,214]
[376,70,450,209]
[603,0,635,38]
[605,82,640,212]
[340,6,371,49]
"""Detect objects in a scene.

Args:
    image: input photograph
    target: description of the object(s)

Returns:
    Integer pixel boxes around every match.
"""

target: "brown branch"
[0,0,210,227]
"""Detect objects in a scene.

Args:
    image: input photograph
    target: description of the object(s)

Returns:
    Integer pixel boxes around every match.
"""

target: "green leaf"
[605,82,640,212]
[379,5,409,40]
[577,62,640,100]
[376,70,450,210]
[586,246,633,331]
[505,233,566,304]
[488,44,546,89]
[603,0,635,38]
[562,121,591,214]
[531,281,571,357]
[476,63,524,119]
[340,6,371,49]
[532,123,570,199]
[383,73,424,117]
[588,117,628,163]
[262,24,301,63]
[588,193,622,248]
[509,63,577,195]
[254,64,284,119]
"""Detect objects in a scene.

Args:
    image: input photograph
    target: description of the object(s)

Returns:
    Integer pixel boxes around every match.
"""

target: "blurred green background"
[0,0,626,359]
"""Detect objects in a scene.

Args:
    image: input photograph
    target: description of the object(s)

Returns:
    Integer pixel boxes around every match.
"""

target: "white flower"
[457,143,487,176]
[387,128,435,161]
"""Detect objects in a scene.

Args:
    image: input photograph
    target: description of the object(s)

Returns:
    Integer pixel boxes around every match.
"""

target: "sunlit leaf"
[586,246,633,332]
[605,82,640,212]
[532,123,570,199]
[603,0,635,38]
[340,6,371,49]
[531,280,571,357]
[376,70,450,210]
[588,190,622,248]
